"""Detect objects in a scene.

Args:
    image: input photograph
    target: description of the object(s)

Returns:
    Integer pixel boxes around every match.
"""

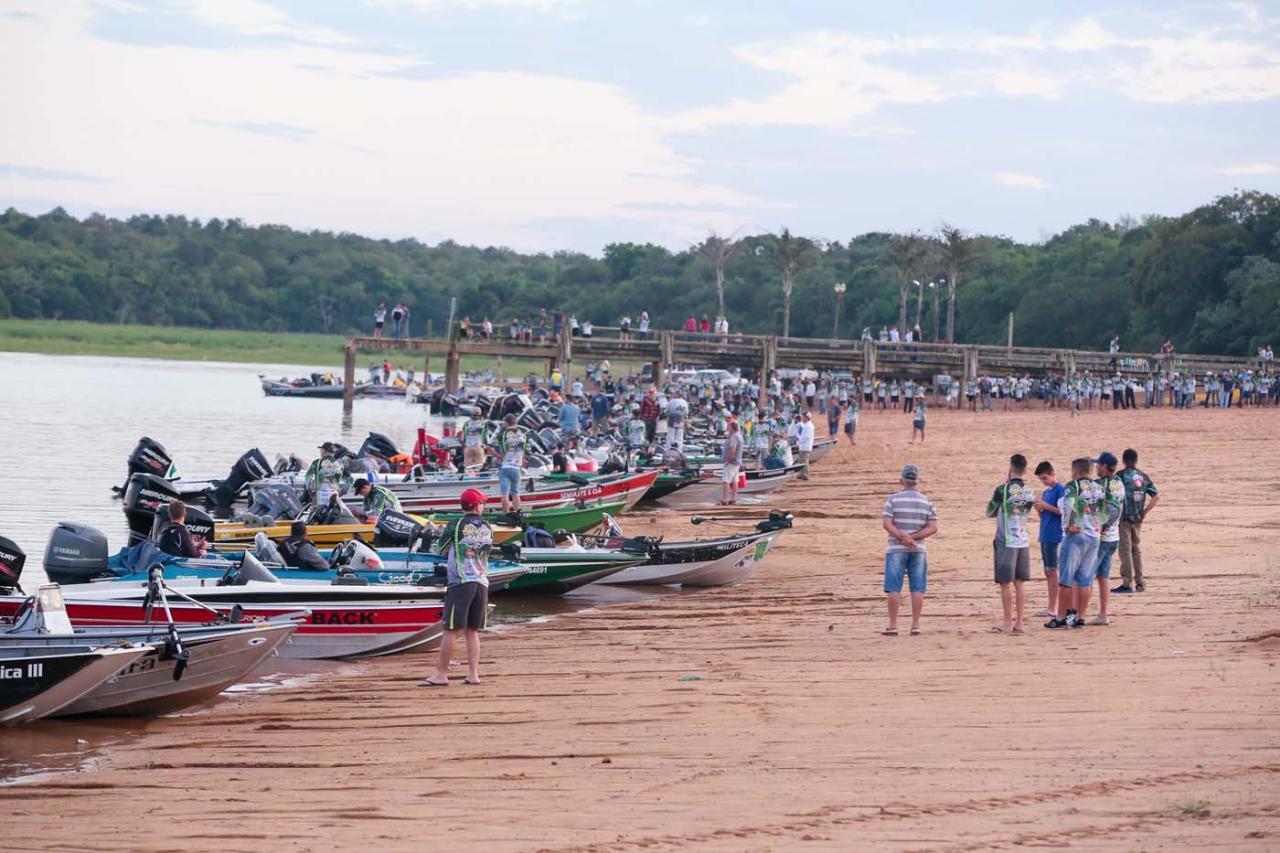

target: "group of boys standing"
[880,449,1159,635]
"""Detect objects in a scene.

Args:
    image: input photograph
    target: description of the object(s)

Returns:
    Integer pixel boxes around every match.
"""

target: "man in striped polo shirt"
[881,464,940,636]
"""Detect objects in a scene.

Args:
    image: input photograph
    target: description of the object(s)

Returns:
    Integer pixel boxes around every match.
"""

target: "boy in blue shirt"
[1033,460,1064,618]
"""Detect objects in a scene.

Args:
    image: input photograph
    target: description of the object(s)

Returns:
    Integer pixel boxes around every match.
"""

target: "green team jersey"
[1059,477,1106,538]
[1094,474,1125,543]
[985,478,1036,547]
[1117,467,1158,523]
[498,427,527,467]
[362,484,401,518]
[462,419,487,448]
[626,418,647,447]
[306,455,351,497]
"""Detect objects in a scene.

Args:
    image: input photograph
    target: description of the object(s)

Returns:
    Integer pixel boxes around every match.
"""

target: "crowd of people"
[880,449,1159,636]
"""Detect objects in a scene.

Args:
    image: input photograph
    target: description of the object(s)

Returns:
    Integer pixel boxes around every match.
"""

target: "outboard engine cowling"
[0,535,26,591]
[42,522,108,585]
[125,436,173,484]
[358,432,399,461]
[246,484,303,522]
[124,473,180,543]
[209,448,271,507]
[374,510,424,548]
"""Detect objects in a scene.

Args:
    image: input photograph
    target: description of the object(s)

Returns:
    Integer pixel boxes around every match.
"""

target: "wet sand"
[4,406,1280,851]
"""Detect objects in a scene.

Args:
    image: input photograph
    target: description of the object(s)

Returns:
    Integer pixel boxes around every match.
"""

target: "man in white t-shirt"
[666,390,689,449]
[795,411,815,480]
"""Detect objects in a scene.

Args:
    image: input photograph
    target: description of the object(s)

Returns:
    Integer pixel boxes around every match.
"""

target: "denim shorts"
[1040,540,1060,571]
[884,550,927,594]
[498,465,521,497]
[1095,539,1119,580]
[1058,534,1100,588]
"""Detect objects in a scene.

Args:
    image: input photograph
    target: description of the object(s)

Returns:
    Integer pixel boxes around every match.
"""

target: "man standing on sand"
[1033,460,1064,619]
[1088,452,1126,625]
[795,411,814,479]
[720,419,743,505]
[1114,448,1160,594]
[986,454,1035,633]
[1045,458,1105,630]
[881,464,939,636]
[421,488,490,688]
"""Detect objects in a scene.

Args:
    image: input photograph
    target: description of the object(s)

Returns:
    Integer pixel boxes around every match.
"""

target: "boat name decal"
[311,611,377,625]
[1,662,44,679]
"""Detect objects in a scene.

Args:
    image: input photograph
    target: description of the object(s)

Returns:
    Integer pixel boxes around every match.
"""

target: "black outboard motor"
[429,388,448,415]
[124,473,216,544]
[120,437,173,492]
[374,510,425,548]
[0,535,26,591]
[124,473,181,543]
[246,484,303,522]
[42,522,109,584]
[209,448,271,507]
[358,432,400,462]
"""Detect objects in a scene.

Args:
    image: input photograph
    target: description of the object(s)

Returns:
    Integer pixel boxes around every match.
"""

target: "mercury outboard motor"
[374,510,424,548]
[119,436,173,492]
[358,432,399,462]
[209,448,271,507]
[245,483,303,523]
[428,387,448,415]
[42,522,108,584]
[0,535,26,591]
[124,473,180,543]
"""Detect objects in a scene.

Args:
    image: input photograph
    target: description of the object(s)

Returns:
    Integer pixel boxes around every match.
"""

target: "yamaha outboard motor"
[42,522,109,584]
[358,432,400,462]
[209,448,271,507]
[0,535,26,591]
[429,387,448,415]
[374,510,425,548]
[121,437,173,491]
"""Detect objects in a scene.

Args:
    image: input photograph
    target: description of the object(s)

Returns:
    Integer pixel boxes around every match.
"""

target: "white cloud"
[368,0,579,12]
[1218,162,1278,175]
[172,0,354,46]
[0,2,763,250]
[996,172,1053,190]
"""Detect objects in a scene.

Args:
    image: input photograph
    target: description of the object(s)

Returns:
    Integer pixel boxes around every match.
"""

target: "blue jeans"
[1095,539,1119,580]
[498,465,521,497]
[1058,533,1100,588]
[1040,540,1060,572]
[884,550,928,594]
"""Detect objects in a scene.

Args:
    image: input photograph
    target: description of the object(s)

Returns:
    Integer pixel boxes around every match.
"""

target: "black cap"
[318,441,336,451]
[1091,451,1118,467]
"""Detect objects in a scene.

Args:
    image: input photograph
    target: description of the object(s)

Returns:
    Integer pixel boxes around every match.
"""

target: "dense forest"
[1,190,1277,355]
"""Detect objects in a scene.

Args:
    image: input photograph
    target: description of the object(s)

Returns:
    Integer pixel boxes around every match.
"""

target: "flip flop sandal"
[463,678,482,685]
[991,626,1010,633]
[909,628,921,636]
[419,679,449,687]
[881,628,898,636]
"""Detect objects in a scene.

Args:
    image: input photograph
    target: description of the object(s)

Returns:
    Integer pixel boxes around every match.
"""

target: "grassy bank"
[0,319,642,377]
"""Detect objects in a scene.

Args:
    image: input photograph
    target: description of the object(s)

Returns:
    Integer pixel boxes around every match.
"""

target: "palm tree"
[888,232,925,335]
[695,231,743,321]
[766,228,816,338]
[937,224,973,343]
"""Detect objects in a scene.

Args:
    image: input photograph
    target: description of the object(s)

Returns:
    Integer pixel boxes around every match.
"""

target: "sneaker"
[1111,585,1134,594]
[1087,616,1110,626]
[1064,609,1079,626]
[1072,619,1087,629]
[1135,584,1146,592]
[1044,617,1069,630]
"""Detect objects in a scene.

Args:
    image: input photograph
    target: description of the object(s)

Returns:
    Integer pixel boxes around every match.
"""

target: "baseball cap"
[318,441,336,451]
[459,488,486,510]
[901,464,920,482]
[1091,451,1118,467]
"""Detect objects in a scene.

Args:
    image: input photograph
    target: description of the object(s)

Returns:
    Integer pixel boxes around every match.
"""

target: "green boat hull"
[500,552,648,594]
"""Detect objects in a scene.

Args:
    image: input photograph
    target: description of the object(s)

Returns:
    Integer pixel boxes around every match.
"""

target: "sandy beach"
[4,405,1279,851]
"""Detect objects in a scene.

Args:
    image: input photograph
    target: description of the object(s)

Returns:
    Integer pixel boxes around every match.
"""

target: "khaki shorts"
[721,463,740,485]
[993,542,1031,583]
[463,446,485,468]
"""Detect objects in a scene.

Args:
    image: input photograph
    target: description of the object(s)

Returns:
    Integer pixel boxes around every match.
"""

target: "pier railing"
[342,327,1266,411]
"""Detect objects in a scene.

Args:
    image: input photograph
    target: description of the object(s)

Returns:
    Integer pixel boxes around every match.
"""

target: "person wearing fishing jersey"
[666,389,689,449]
[306,442,351,508]
[352,478,401,524]
[495,414,526,515]
[625,404,647,453]
[985,454,1035,633]
[1047,458,1105,629]
[422,488,491,687]
[461,408,487,470]
[1114,448,1160,593]
[1088,452,1125,625]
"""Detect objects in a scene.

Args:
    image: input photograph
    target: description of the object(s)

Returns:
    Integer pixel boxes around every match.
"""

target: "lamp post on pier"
[833,281,847,338]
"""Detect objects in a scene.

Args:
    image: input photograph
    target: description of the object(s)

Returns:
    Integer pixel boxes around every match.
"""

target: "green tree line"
[1,190,1277,355]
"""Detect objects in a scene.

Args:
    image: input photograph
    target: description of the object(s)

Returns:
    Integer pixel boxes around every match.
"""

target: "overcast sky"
[2,0,1278,253]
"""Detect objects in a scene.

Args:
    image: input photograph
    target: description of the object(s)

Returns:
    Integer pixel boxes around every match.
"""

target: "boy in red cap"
[422,488,491,687]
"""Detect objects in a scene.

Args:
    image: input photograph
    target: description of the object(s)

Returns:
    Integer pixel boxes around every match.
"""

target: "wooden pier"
[342,327,1264,412]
